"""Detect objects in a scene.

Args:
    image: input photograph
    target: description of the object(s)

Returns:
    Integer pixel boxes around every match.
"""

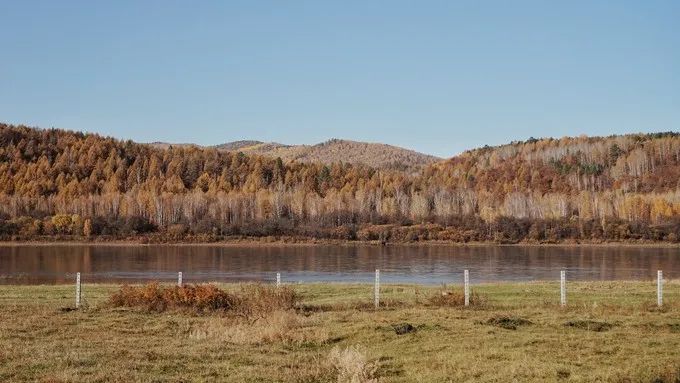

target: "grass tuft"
[485,315,533,330]
[328,346,379,383]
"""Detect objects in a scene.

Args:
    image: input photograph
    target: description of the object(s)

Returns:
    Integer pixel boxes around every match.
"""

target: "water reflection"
[0,244,678,285]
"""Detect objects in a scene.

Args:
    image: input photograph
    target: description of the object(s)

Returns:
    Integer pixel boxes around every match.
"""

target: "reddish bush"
[109,283,236,313]
[108,283,298,316]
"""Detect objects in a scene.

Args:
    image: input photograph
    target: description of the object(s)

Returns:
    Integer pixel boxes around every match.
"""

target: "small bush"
[167,223,188,238]
[329,225,357,240]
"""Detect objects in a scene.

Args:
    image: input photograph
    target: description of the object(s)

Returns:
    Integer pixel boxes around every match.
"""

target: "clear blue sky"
[1,1,678,157]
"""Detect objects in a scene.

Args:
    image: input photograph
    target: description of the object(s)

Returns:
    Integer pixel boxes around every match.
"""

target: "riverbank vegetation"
[2,124,680,244]
[1,281,680,382]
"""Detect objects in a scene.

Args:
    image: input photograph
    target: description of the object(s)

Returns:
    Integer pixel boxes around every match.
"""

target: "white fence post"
[560,270,566,307]
[75,272,81,309]
[177,271,183,287]
[464,269,470,306]
[657,270,663,307]
[276,272,281,288]
[374,269,380,309]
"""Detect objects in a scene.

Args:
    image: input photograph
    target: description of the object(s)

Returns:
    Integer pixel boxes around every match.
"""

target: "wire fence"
[1,269,678,312]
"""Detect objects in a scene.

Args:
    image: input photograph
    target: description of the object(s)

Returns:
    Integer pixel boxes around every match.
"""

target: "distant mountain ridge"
[213,138,440,171]
[213,140,285,152]
[150,138,440,171]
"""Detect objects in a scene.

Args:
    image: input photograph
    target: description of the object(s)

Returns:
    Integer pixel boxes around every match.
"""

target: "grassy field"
[1,281,679,382]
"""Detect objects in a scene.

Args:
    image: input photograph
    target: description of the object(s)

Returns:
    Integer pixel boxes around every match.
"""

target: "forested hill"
[431,133,680,194]
[212,139,440,172]
[151,138,440,171]
[1,123,680,243]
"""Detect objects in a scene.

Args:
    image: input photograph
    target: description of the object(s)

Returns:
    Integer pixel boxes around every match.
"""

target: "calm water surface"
[0,244,679,285]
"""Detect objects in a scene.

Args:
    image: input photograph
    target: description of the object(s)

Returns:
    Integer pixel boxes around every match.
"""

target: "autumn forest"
[2,123,680,243]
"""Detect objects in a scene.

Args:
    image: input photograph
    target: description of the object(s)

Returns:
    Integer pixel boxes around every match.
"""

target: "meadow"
[1,280,679,382]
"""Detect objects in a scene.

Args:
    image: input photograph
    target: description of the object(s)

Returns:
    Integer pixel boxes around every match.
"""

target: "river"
[1,244,678,285]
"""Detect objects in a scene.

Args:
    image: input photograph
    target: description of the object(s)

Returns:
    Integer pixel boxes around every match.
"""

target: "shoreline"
[1,279,676,287]
[1,238,680,248]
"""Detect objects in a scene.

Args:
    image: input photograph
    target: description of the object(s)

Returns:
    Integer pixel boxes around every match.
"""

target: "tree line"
[1,124,679,243]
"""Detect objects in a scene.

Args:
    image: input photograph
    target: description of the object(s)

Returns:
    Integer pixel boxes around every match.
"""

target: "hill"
[149,138,439,172]
[213,139,440,172]
[427,132,680,194]
[1,123,680,243]
[419,133,680,234]
[212,140,280,151]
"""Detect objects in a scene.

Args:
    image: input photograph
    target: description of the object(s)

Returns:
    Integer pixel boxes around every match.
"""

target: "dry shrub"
[356,224,395,241]
[428,289,485,307]
[328,346,379,383]
[109,283,297,317]
[233,284,298,319]
[435,228,482,242]
[189,310,329,346]
[109,283,236,312]
[387,224,443,242]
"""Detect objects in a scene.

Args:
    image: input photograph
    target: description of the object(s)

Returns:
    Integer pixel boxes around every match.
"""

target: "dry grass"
[427,287,486,307]
[233,284,298,319]
[564,319,615,332]
[108,283,297,318]
[1,281,680,382]
[188,310,330,346]
[328,346,379,383]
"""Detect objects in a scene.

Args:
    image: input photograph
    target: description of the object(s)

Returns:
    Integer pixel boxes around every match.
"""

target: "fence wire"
[1,270,678,311]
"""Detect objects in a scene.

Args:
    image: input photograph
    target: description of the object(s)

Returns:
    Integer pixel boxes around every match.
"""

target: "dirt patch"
[485,316,533,330]
[564,320,614,332]
[556,369,571,380]
[392,323,417,335]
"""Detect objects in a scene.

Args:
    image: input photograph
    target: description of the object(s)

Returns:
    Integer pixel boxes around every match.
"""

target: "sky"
[1,1,678,158]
